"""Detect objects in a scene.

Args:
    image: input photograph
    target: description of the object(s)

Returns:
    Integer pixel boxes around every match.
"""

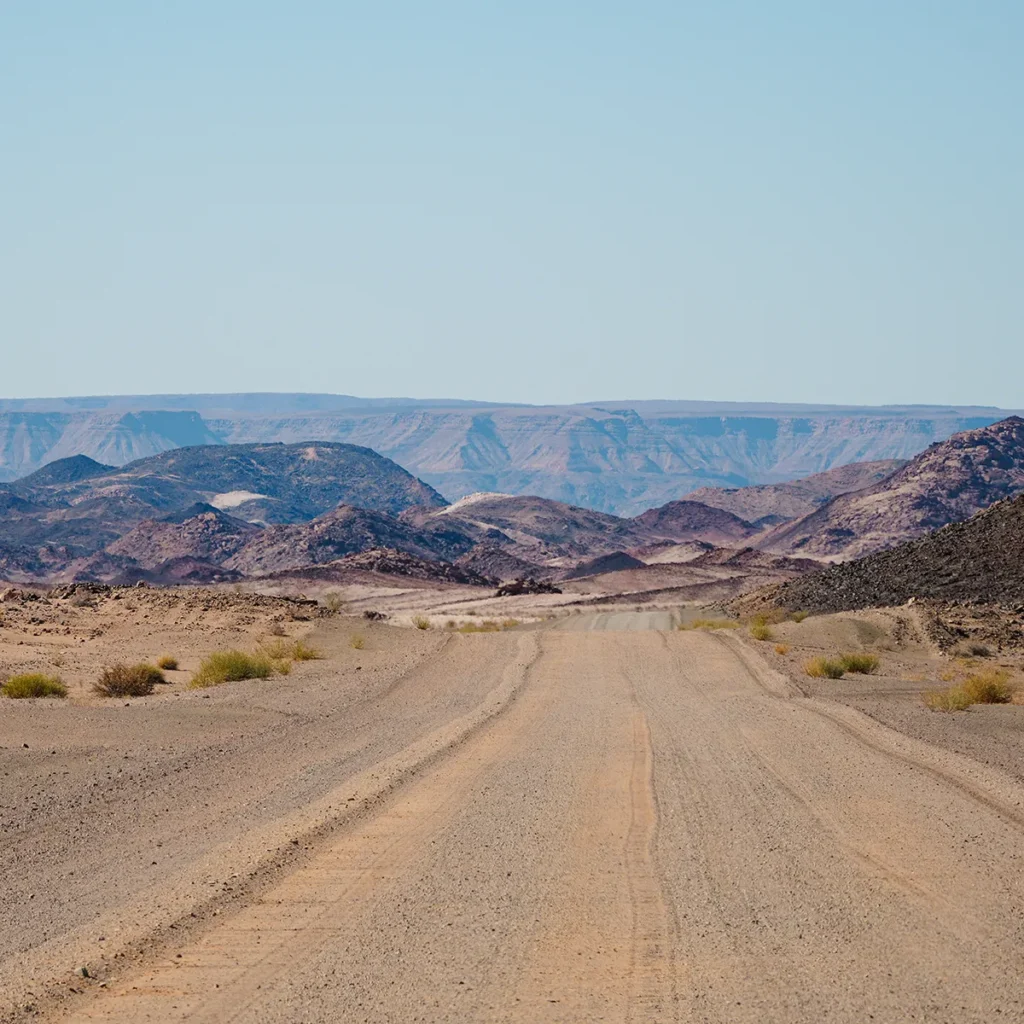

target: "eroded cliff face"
[0,398,1008,515]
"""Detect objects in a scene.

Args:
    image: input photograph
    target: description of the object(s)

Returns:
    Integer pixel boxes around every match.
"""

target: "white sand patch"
[440,492,515,514]
[210,491,268,509]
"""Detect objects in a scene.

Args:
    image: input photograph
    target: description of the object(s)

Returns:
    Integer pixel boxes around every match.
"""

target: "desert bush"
[156,654,179,671]
[805,657,845,679]
[965,643,992,658]
[749,622,774,642]
[267,621,287,637]
[678,618,739,631]
[502,619,520,629]
[412,616,431,630]
[789,610,810,623]
[350,634,366,650]
[962,668,1013,705]
[837,652,880,675]
[94,662,165,698]
[291,640,321,661]
[322,591,345,613]
[1,673,67,699]
[190,650,274,688]
[458,620,502,633]
[774,644,790,656]
[924,686,973,712]
[273,658,292,675]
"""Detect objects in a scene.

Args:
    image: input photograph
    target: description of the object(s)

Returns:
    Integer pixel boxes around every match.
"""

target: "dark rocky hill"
[759,417,1024,560]
[773,493,1024,613]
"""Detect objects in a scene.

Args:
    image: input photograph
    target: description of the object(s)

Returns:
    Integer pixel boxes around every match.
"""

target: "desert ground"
[3,585,1024,1022]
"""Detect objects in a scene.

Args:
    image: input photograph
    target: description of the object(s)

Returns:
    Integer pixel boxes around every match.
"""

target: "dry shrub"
[502,619,520,629]
[322,591,345,613]
[924,686,973,712]
[350,634,366,650]
[290,640,321,661]
[774,644,790,656]
[412,616,431,630]
[458,620,502,633]
[679,618,739,631]
[962,668,1013,705]
[156,654,179,671]
[2,673,67,699]
[267,621,287,637]
[190,650,273,689]
[749,622,774,642]
[837,652,880,675]
[805,657,845,679]
[789,610,810,623]
[94,663,164,697]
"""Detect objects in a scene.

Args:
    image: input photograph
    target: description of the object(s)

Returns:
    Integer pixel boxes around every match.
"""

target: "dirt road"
[6,618,1024,1022]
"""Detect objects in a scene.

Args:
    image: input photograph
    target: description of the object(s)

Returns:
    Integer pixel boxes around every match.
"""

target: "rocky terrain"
[0,443,447,579]
[772,492,1024,615]
[684,459,905,526]
[632,498,758,544]
[759,417,1024,559]
[1,395,1012,514]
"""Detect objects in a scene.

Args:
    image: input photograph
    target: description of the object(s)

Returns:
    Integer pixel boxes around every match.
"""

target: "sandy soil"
[4,600,1024,1021]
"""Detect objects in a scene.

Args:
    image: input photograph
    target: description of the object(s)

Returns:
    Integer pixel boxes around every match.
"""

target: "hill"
[758,417,1024,559]
[773,493,1024,613]
[632,500,758,545]
[684,459,905,526]
[0,443,448,580]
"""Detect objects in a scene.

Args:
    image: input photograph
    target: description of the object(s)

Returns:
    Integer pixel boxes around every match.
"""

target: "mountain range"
[1,395,1016,515]
[3,414,1024,588]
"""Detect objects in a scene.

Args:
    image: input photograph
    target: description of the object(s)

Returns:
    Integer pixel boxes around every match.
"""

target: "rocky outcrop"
[759,417,1024,560]
[773,492,1024,613]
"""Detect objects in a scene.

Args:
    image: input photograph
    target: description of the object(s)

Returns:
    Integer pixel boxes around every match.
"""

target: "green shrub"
[94,663,164,697]
[156,654,179,671]
[1,673,67,699]
[805,657,845,679]
[190,650,274,689]
[837,652,880,675]
[749,622,774,642]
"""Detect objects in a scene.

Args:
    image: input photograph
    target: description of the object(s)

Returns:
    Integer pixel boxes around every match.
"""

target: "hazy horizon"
[3,4,1022,408]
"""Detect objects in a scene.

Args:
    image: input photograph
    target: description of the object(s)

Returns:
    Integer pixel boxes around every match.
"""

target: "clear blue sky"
[2,2,1021,407]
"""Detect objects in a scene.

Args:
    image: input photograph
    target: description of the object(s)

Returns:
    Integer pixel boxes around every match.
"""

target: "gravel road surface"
[5,617,1024,1022]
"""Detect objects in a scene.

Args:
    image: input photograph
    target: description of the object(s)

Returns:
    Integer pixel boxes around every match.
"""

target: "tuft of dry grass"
[412,616,431,630]
[350,634,366,650]
[457,620,502,633]
[94,663,165,698]
[789,609,810,623]
[837,652,880,675]
[749,622,774,642]
[924,669,1013,712]
[156,654,179,671]
[290,640,321,661]
[190,650,274,689]
[805,656,845,679]
[322,591,345,613]
[678,618,739,631]
[2,673,67,699]
[502,618,521,629]
[774,644,790,656]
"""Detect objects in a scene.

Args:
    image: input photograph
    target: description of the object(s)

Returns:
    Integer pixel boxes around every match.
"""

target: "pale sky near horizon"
[2,3,1022,408]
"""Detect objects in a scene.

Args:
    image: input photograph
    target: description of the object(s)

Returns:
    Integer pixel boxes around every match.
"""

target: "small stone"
[77,966,90,978]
